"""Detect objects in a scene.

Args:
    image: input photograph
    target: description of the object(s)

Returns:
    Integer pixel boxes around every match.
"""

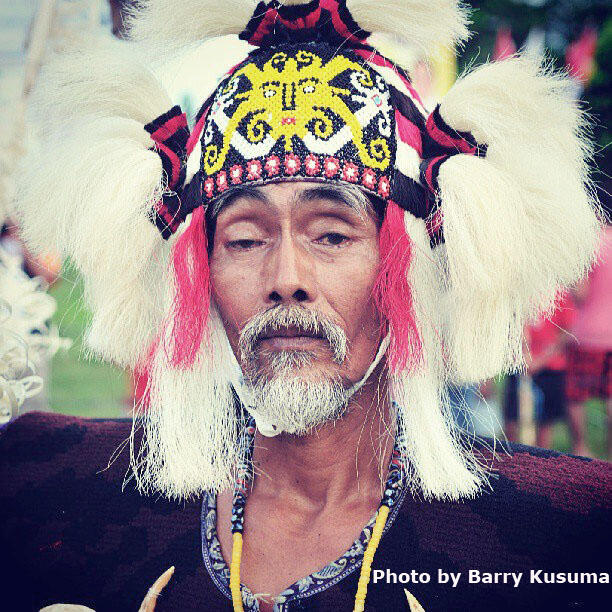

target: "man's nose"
[266,235,315,305]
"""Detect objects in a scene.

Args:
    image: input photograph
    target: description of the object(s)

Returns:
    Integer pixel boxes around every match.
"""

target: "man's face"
[209,181,383,430]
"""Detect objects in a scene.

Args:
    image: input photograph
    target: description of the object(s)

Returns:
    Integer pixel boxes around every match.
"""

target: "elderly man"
[1,1,610,611]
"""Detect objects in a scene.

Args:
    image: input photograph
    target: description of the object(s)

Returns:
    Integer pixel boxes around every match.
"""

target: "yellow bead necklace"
[229,504,390,612]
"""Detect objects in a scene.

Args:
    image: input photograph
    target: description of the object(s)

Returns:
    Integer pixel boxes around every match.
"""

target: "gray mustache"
[238,306,348,364]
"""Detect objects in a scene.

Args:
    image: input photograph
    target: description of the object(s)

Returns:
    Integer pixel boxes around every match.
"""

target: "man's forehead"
[210,181,378,220]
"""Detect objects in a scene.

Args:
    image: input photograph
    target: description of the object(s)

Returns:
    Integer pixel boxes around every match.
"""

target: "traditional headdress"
[16,0,601,500]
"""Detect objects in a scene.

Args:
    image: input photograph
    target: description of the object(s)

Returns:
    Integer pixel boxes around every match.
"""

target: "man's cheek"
[327,278,376,323]
[210,290,242,350]
[212,272,252,318]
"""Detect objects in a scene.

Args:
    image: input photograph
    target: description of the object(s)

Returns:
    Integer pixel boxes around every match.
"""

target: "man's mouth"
[260,325,324,340]
[238,307,348,367]
[259,325,326,349]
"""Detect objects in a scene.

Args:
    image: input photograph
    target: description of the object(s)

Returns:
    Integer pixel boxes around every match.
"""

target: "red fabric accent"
[153,199,169,221]
[247,159,263,180]
[304,154,320,176]
[395,110,423,156]
[249,8,277,44]
[342,162,359,182]
[504,451,611,514]
[284,153,301,175]
[136,332,162,410]
[154,141,182,187]
[216,171,228,192]
[131,367,150,409]
[248,1,365,46]
[425,155,446,192]
[354,48,387,67]
[265,155,281,176]
[324,156,340,178]
[426,113,476,154]
[395,70,425,109]
[377,175,390,198]
[187,106,209,155]
[166,207,210,368]
[373,200,422,373]
[187,151,389,200]
[230,164,243,184]
[153,199,181,233]
[278,5,321,30]
[203,177,215,198]
[226,61,242,76]
[361,168,376,189]
[149,113,188,143]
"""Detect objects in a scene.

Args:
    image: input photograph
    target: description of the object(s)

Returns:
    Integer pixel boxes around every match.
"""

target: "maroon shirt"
[1,412,610,611]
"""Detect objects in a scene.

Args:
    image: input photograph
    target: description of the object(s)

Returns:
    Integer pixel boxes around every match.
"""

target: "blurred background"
[0,0,610,458]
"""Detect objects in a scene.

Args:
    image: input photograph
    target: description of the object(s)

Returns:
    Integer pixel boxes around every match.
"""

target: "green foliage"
[48,261,126,418]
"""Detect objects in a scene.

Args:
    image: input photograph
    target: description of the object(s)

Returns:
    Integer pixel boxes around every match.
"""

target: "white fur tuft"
[127,0,257,53]
[435,55,601,382]
[132,309,244,499]
[349,0,471,60]
[392,212,487,500]
[15,37,176,368]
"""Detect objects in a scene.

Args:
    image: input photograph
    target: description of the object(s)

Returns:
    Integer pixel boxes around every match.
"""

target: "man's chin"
[246,372,350,435]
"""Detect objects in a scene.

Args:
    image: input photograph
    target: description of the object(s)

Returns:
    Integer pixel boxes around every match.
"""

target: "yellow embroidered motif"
[203,49,391,174]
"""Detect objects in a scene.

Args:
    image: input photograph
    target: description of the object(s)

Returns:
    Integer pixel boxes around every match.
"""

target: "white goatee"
[239,305,351,435]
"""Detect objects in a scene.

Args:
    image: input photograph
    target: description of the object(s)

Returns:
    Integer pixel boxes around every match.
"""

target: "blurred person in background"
[448,379,501,440]
[525,293,576,451]
[502,372,520,443]
[567,203,612,459]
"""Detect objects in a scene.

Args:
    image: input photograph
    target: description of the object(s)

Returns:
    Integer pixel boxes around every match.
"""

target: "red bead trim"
[202,153,390,205]
[342,162,359,183]
[362,168,376,189]
[304,154,320,176]
[246,159,263,180]
[265,155,281,177]
[230,164,243,185]
[378,176,391,198]
[324,156,340,178]
[216,171,228,192]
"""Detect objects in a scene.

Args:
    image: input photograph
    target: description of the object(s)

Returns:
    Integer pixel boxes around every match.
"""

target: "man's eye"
[316,233,350,246]
[227,239,263,250]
